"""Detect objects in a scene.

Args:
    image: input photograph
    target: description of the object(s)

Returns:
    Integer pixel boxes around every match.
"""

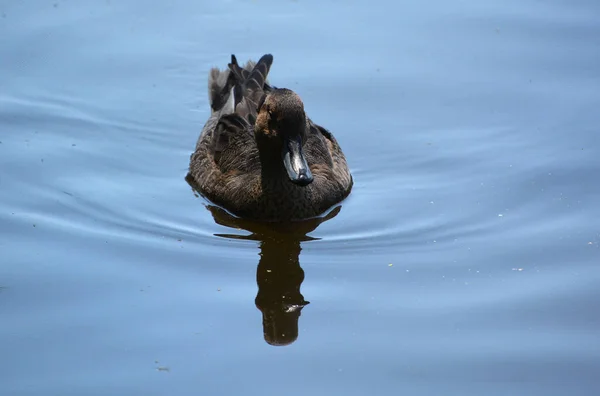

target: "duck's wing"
[210,113,257,173]
[305,119,353,189]
[189,116,257,215]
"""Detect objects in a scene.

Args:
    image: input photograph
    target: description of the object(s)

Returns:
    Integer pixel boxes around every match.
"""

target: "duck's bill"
[282,136,314,186]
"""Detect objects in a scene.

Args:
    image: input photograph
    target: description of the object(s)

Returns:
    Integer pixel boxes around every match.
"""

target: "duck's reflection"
[255,237,307,346]
[203,200,340,346]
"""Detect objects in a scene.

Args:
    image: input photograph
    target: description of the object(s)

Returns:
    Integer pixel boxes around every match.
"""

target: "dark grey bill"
[282,136,313,186]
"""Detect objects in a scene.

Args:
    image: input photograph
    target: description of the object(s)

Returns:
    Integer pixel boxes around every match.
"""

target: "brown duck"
[188,54,353,221]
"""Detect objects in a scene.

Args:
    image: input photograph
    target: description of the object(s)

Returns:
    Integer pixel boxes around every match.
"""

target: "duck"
[188,54,353,221]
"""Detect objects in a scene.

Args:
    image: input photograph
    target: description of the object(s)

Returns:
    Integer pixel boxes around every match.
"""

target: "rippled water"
[1,1,599,395]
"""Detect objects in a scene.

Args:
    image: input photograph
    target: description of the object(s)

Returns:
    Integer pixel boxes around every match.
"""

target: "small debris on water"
[388,263,393,267]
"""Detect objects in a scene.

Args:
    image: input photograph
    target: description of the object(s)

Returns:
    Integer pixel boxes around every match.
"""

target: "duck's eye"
[263,104,273,118]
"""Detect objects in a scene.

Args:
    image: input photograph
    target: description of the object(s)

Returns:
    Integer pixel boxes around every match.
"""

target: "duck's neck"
[256,136,287,181]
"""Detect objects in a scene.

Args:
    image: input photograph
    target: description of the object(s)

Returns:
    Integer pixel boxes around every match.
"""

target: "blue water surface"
[1,1,599,395]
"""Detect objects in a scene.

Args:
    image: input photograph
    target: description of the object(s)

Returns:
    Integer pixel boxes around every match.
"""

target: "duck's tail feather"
[227,55,245,83]
[208,67,237,113]
[227,55,246,109]
[209,54,275,114]
[227,54,274,120]
[244,54,273,92]
[228,54,272,88]
[238,58,274,92]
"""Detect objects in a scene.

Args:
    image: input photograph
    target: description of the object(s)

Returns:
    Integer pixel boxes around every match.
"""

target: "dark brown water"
[1,1,599,395]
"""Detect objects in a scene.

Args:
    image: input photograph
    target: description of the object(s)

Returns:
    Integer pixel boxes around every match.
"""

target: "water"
[1,0,599,395]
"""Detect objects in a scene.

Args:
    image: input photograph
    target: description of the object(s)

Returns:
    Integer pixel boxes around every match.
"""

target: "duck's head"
[254,88,314,187]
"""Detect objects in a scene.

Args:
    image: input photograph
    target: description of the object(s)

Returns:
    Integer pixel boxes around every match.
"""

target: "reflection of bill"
[188,178,342,346]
